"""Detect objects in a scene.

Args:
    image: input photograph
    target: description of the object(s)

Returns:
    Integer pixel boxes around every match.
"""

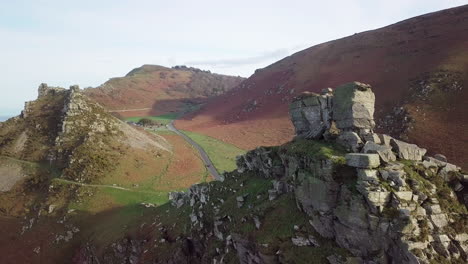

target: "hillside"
[84,65,245,117]
[176,5,468,169]
[72,82,467,264]
[0,84,210,263]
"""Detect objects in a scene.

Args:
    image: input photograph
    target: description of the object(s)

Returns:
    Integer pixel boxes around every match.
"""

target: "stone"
[321,87,333,95]
[356,169,379,182]
[236,196,244,208]
[332,82,375,131]
[438,162,460,181]
[337,131,363,152]
[253,216,261,229]
[378,134,393,147]
[365,191,390,212]
[48,204,56,214]
[361,141,397,163]
[434,154,447,162]
[345,153,380,168]
[291,236,318,247]
[268,189,278,201]
[361,132,381,144]
[395,191,413,202]
[461,175,468,183]
[424,204,442,214]
[390,139,427,161]
[453,181,464,192]
[430,214,448,229]
[290,92,331,139]
[380,170,406,188]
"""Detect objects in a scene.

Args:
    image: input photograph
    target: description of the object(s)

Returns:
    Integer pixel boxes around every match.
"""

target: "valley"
[0,4,467,264]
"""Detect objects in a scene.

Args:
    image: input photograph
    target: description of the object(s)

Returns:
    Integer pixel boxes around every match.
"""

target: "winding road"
[166,121,223,181]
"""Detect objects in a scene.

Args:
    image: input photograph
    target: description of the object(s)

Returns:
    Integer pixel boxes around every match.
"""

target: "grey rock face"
[289,92,332,139]
[332,82,375,131]
[337,131,363,152]
[361,141,396,163]
[390,139,427,161]
[345,153,380,168]
[37,83,65,98]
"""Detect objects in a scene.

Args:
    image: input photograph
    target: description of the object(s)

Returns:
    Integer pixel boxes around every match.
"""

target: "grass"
[281,138,347,164]
[125,113,179,125]
[180,130,246,173]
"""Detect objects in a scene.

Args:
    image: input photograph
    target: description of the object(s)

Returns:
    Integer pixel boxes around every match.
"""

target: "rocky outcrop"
[289,82,375,140]
[75,81,466,264]
[164,81,467,264]
[37,83,66,98]
[289,88,333,139]
[271,81,468,263]
[332,82,375,132]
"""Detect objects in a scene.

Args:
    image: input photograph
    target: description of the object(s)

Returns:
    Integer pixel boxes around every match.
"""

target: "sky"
[0,0,466,116]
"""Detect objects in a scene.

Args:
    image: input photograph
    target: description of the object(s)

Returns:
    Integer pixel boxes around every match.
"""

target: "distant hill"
[84,65,245,117]
[177,5,468,168]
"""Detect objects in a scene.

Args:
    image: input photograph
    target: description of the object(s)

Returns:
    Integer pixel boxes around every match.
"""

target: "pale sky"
[0,0,466,116]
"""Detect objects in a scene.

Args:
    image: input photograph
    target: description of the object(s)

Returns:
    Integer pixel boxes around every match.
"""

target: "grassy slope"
[180,130,246,173]
[176,5,468,168]
[59,130,208,214]
[88,140,351,263]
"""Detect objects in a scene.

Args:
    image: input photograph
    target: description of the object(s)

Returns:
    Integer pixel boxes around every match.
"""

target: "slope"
[176,5,468,168]
[84,65,245,117]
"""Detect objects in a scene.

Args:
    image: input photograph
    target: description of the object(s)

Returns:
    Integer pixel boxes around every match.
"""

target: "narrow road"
[166,122,223,181]
[109,108,152,113]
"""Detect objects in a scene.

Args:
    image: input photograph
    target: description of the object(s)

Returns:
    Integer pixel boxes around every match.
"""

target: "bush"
[137,118,160,127]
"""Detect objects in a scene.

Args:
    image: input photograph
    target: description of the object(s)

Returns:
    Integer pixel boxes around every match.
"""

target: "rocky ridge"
[164,82,467,263]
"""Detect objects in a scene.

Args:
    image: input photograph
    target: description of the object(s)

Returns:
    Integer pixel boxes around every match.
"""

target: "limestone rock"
[356,169,379,183]
[390,139,427,161]
[290,92,332,139]
[361,132,381,144]
[337,131,363,152]
[332,82,375,131]
[434,154,447,162]
[345,153,380,168]
[361,141,396,163]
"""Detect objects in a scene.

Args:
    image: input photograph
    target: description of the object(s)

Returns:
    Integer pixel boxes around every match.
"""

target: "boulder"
[390,139,427,161]
[361,132,381,144]
[438,162,460,181]
[356,169,379,182]
[378,134,393,147]
[361,141,396,163]
[434,154,447,162]
[332,82,375,131]
[337,131,363,152]
[345,153,380,168]
[364,191,391,212]
[289,92,332,139]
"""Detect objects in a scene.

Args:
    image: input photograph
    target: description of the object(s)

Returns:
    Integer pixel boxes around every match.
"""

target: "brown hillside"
[85,65,245,117]
[177,5,468,168]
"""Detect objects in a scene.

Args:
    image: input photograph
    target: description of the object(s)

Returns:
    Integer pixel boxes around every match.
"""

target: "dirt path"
[54,179,164,194]
[166,122,223,181]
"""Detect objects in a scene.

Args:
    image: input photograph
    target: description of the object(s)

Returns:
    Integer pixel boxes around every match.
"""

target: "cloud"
[185,49,290,68]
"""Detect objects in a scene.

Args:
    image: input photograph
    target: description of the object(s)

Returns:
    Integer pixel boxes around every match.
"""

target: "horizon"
[1,0,466,116]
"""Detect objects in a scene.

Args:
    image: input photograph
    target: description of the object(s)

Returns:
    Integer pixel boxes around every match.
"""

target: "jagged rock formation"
[1,83,170,183]
[26,80,461,264]
[284,82,467,263]
[163,82,467,264]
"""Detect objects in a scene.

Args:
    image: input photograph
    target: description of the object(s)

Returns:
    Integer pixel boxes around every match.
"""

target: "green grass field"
[180,130,246,173]
[125,113,179,125]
